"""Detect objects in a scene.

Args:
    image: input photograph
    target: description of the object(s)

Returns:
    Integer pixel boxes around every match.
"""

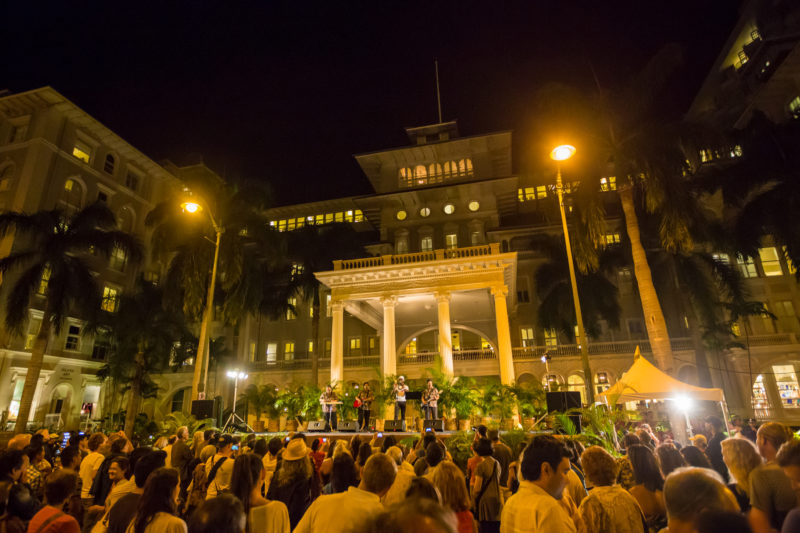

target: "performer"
[356,382,374,431]
[392,376,409,422]
[421,378,440,420]
[319,385,339,430]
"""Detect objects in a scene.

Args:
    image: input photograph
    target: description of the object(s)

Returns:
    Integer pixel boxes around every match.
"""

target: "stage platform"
[251,431,456,443]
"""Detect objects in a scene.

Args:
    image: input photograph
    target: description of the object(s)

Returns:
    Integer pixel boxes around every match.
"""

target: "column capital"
[380,295,398,307]
[330,299,346,312]
[435,291,451,304]
[491,285,509,298]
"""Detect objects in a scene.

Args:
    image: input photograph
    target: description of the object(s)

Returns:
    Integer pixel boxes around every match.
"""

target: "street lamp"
[181,192,223,402]
[222,369,252,433]
[550,145,595,404]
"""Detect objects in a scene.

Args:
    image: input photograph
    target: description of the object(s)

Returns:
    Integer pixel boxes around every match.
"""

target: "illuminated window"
[108,247,127,271]
[405,339,417,354]
[284,342,295,360]
[731,322,741,337]
[37,266,50,296]
[266,343,277,362]
[354,210,364,222]
[64,325,81,351]
[712,253,730,265]
[101,286,119,312]
[344,210,354,222]
[773,365,800,408]
[369,336,378,354]
[600,177,616,191]
[420,207,430,217]
[481,338,492,350]
[759,247,783,276]
[72,140,92,163]
[752,374,768,411]
[421,236,433,252]
[249,342,256,361]
[520,327,535,347]
[595,372,610,394]
[544,328,558,348]
[468,201,480,212]
[325,213,334,224]
[443,203,455,215]
[445,233,458,249]
[103,154,116,174]
[568,375,586,403]
[309,305,315,318]
[737,255,758,278]
[574,325,581,346]
[335,212,343,223]
[518,187,536,202]
[25,316,42,350]
[285,297,297,320]
[414,165,428,185]
[349,337,361,355]
[324,339,331,355]
[291,263,304,279]
[287,218,296,231]
[536,186,548,199]
[326,294,332,317]
[602,233,621,245]
[315,214,324,225]
[789,96,800,119]
[307,340,314,355]
[396,210,407,221]
[62,179,83,211]
[451,331,461,351]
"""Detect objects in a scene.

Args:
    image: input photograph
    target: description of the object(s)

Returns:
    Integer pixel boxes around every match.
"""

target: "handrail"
[335,243,502,270]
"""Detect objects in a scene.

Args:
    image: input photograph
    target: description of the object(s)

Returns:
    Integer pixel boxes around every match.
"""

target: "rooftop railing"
[334,243,501,270]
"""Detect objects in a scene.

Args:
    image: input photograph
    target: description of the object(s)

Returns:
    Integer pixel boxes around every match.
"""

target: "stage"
[250,430,457,444]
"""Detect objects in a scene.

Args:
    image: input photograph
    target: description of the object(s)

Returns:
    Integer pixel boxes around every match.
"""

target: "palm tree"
[100,278,193,438]
[287,223,366,385]
[0,202,141,433]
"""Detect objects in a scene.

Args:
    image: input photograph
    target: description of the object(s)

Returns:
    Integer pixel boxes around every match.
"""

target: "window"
[451,331,461,351]
[396,210,407,221]
[574,325,581,346]
[395,236,408,254]
[308,305,315,318]
[543,374,560,390]
[326,294,332,317]
[773,365,800,408]
[628,319,644,336]
[445,233,458,249]
[285,298,297,320]
[170,389,185,413]
[520,327,535,347]
[307,340,314,355]
[38,266,50,296]
[481,338,492,350]
[517,278,530,303]
[249,342,256,362]
[759,247,783,276]
[143,271,160,285]
[65,325,81,351]
[349,337,361,355]
[125,172,140,192]
[72,140,92,163]
[600,177,616,191]
[752,374,769,411]
[103,154,116,174]
[284,342,295,360]
[602,233,621,245]
[9,122,28,143]
[109,247,127,271]
[324,339,331,355]
[783,247,796,275]
[788,96,800,119]
[92,335,110,360]
[712,253,730,265]
[369,336,378,354]
[518,187,536,202]
[420,207,430,217]
[25,316,42,350]
[405,338,417,354]
[737,255,758,278]
[536,186,548,199]
[595,372,610,394]
[291,263,304,279]
[468,201,480,212]
[776,300,795,317]
[421,236,433,252]
[567,375,586,403]
[101,286,119,312]
[544,328,558,348]
[443,203,455,215]
[471,231,482,245]
[266,343,278,362]
[62,179,83,211]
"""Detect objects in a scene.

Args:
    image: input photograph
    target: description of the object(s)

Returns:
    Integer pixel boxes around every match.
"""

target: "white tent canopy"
[598,348,725,404]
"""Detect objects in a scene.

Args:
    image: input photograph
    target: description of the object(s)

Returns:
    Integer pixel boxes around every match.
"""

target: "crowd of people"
[0,416,798,533]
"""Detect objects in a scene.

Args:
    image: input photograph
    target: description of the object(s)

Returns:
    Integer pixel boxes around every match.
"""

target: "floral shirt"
[616,456,636,490]
[578,485,645,533]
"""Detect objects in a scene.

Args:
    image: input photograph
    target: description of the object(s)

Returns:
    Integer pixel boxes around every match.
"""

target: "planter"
[267,419,280,433]
[253,420,265,432]
[522,418,536,431]
[458,419,471,432]
[416,419,424,432]
[286,419,299,431]
[375,419,384,432]
[500,419,514,431]
[445,419,458,431]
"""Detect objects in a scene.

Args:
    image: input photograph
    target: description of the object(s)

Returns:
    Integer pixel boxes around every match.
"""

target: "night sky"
[4,1,740,205]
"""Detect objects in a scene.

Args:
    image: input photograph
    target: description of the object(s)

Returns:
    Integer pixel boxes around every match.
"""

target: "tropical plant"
[428,368,479,421]
[479,382,516,422]
[0,202,142,433]
[338,382,360,421]
[159,412,215,437]
[240,383,280,423]
[441,430,476,472]
[507,381,546,419]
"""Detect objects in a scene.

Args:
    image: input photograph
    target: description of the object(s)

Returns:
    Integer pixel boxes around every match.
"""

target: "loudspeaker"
[338,421,359,432]
[545,391,582,412]
[423,419,444,432]
[307,420,327,432]
[191,399,216,420]
[383,420,406,432]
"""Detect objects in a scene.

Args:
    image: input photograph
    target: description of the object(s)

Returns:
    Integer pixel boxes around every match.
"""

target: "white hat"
[398,375,405,381]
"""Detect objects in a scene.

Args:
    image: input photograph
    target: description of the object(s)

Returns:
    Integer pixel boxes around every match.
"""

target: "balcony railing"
[334,243,501,270]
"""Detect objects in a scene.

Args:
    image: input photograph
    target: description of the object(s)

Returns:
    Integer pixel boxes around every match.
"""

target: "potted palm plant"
[430,368,479,431]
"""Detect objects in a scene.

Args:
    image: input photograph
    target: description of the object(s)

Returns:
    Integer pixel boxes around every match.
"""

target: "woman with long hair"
[432,461,477,533]
[127,467,185,533]
[265,439,320,529]
[721,437,763,512]
[655,443,686,479]
[627,444,666,530]
[229,454,289,532]
[323,453,358,495]
[190,432,205,459]
[680,445,712,469]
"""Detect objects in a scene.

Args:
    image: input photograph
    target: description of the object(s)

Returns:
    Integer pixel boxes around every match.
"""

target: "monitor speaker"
[383,420,406,432]
[545,391,582,412]
[191,399,216,420]
[423,419,444,432]
[338,421,359,432]
[307,420,327,432]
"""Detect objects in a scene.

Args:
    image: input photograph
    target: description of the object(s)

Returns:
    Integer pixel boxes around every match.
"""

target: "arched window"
[414,165,428,185]
[61,179,84,214]
[443,161,453,178]
[104,154,116,174]
[458,159,467,175]
[465,158,473,175]
[542,373,563,391]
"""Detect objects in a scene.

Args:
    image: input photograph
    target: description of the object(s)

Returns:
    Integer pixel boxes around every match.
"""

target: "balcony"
[333,243,501,270]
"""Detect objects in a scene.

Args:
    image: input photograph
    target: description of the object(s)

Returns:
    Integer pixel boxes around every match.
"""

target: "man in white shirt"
[500,435,577,533]
[382,446,416,506]
[295,452,397,533]
[79,432,107,504]
[205,434,235,498]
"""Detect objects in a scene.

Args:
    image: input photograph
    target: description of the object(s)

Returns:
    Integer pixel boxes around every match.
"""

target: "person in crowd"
[357,382,375,431]
[309,439,325,473]
[563,440,587,507]
[186,494,245,533]
[55,446,83,525]
[68,435,88,460]
[470,437,503,533]
[349,435,363,462]
[635,426,657,451]
[152,437,169,451]
[23,445,45,499]
[92,436,131,507]
[720,437,763,512]
[0,449,33,533]
[265,438,319,529]
[406,477,441,503]
[204,435,234,499]
[359,497,459,533]
[411,433,438,468]
[487,430,512,494]
[383,446,416,506]
[776,438,800,533]
[7,435,32,452]
[662,467,739,533]
[417,442,445,478]
[749,422,797,533]
[692,509,754,533]
[432,460,477,533]
[689,434,708,453]
[294,453,396,533]
[656,443,687,479]
[79,433,107,507]
[680,445,712,469]
[381,436,398,454]
[323,453,358,495]
[506,442,527,495]
[577,446,644,533]
[163,436,177,468]
[356,444,372,480]
[197,431,216,462]
[616,433,640,490]
[27,470,81,533]
[704,416,729,482]
[261,437,282,494]
[319,440,348,485]
[229,453,289,532]
[126,467,185,533]
[105,451,166,533]
[189,432,205,461]
[626,444,666,530]
[171,427,192,481]
[252,439,267,460]
[500,435,577,533]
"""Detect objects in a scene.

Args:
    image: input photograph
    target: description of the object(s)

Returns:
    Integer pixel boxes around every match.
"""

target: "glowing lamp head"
[550,145,576,161]
[674,395,693,412]
[181,201,201,214]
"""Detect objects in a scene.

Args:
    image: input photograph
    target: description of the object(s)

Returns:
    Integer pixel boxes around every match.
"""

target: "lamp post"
[550,145,595,404]
[222,369,251,432]
[181,197,223,402]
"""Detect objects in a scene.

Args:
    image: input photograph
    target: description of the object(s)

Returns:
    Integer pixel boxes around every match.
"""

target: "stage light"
[550,144,576,161]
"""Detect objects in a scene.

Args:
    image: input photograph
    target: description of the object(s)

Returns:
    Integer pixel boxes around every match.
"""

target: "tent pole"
[720,400,732,436]
[684,410,693,439]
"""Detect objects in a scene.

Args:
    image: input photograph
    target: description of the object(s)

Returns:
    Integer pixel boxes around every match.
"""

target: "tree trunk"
[124,351,145,439]
[619,187,675,374]
[311,287,321,386]
[14,304,53,434]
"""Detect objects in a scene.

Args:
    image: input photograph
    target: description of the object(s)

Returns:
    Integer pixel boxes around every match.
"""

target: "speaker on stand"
[545,391,583,433]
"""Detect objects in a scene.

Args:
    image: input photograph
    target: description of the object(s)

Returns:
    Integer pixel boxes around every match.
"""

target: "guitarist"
[421,379,440,420]
[356,382,374,431]
[319,385,339,431]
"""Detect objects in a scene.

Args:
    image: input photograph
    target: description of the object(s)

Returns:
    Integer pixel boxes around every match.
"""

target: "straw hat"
[689,434,707,447]
[283,439,309,461]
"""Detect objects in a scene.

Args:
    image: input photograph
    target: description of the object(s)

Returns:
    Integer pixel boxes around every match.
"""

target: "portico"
[315,243,517,385]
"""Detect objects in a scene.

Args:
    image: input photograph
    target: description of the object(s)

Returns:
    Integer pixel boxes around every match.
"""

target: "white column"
[381,297,397,378]
[492,285,515,385]
[436,292,454,377]
[330,300,345,386]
